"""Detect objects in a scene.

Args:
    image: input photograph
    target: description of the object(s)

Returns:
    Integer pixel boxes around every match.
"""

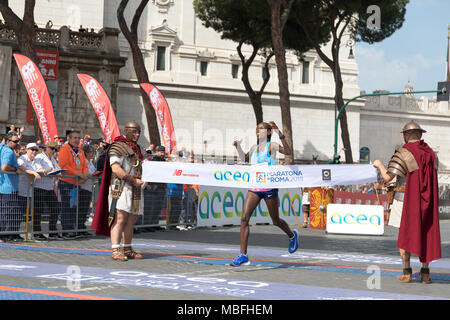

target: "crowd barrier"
[0,171,196,240]
[1,170,447,241]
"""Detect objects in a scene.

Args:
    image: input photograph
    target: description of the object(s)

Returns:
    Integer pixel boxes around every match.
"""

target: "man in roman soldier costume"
[92,121,145,261]
[373,121,441,283]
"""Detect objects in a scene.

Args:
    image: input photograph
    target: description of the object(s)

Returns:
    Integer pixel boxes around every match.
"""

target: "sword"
[108,199,118,227]
[108,178,123,227]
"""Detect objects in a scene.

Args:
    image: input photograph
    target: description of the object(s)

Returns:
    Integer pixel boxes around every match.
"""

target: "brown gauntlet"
[122,174,137,187]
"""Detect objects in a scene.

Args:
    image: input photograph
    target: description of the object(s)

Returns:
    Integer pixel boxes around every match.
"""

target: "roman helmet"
[400,121,426,133]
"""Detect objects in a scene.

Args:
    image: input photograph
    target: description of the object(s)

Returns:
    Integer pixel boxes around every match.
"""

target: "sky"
[355,0,449,98]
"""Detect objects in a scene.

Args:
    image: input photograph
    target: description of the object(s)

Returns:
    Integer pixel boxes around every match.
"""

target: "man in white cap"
[18,143,46,240]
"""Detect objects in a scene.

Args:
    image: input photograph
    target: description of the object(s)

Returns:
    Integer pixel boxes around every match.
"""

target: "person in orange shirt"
[57,130,88,239]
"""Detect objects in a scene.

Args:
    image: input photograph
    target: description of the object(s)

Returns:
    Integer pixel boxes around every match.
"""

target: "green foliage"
[353,0,409,44]
[193,0,330,57]
[193,0,271,48]
[291,0,409,46]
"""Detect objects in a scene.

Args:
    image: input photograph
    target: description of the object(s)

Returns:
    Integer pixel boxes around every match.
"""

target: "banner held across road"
[142,162,378,188]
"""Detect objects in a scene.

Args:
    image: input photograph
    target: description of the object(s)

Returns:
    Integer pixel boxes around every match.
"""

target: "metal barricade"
[0,170,199,240]
[135,183,199,232]
[0,170,100,241]
[0,170,26,241]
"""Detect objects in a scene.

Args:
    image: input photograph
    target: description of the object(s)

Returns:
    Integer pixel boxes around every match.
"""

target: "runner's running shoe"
[230,253,250,267]
[288,229,299,254]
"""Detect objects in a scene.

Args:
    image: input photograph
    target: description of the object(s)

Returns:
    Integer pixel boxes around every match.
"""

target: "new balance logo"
[21,61,38,86]
[85,79,101,100]
[149,88,163,109]
[173,170,182,176]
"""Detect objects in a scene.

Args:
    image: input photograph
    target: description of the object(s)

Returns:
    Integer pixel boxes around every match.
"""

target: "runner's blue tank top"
[250,142,276,191]
[250,142,276,165]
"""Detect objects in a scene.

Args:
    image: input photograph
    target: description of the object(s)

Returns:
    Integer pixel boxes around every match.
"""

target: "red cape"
[90,136,143,237]
[398,140,441,263]
[90,146,113,236]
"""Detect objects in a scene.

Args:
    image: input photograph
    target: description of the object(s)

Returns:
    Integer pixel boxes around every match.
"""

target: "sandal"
[123,247,143,259]
[420,267,432,284]
[397,268,412,283]
[111,247,128,261]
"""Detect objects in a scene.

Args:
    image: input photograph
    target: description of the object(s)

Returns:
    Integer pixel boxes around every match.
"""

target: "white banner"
[142,162,377,188]
[197,186,303,227]
[326,204,384,235]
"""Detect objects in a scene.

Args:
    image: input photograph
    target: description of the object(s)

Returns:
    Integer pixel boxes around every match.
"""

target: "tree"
[117,0,161,146]
[0,0,42,140]
[0,0,37,62]
[292,0,408,163]
[194,0,274,124]
[266,0,295,164]
[194,0,329,164]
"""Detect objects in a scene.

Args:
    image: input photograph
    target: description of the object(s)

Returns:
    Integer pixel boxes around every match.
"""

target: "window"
[302,61,310,84]
[200,61,208,76]
[156,46,166,71]
[231,64,239,79]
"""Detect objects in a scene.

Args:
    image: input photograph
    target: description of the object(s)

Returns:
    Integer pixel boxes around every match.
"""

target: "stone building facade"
[0,22,125,141]
[2,0,361,163]
[1,0,449,185]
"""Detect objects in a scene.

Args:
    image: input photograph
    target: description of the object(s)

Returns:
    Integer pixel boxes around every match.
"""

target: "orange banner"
[13,54,58,143]
[77,74,120,143]
[140,83,176,153]
[309,187,334,229]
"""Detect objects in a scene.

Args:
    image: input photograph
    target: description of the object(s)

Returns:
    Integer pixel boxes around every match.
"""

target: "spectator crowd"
[0,124,199,242]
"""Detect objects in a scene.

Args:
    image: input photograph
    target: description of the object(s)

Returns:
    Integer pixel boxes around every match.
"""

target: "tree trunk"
[238,42,263,124]
[331,43,353,164]
[237,41,276,125]
[294,14,354,164]
[0,0,42,141]
[117,0,161,146]
[267,0,294,164]
[22,0,42,141]
[333,72,353,164]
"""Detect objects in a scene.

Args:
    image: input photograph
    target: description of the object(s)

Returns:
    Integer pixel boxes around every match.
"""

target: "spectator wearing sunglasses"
[0,132,22,242]
[18,143,46,241]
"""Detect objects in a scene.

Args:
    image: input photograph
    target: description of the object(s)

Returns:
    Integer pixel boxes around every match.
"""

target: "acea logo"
[198,189,301,220]
[330,212,382,226]
[214,170,250,183]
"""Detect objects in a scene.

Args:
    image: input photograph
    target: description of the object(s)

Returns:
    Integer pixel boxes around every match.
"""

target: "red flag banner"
[13,53,59,143]
[140,83,176,153]
[77,74,120,143]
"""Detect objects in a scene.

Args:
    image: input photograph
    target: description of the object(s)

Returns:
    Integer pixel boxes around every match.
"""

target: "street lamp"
[346,39,355,59]
[329,87,448,164]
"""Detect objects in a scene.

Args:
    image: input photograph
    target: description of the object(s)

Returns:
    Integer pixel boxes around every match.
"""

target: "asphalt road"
[0,220,449,307]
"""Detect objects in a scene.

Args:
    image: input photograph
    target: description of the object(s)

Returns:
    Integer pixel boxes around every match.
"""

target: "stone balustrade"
[363,93,450,114]
[0,24,119,54]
